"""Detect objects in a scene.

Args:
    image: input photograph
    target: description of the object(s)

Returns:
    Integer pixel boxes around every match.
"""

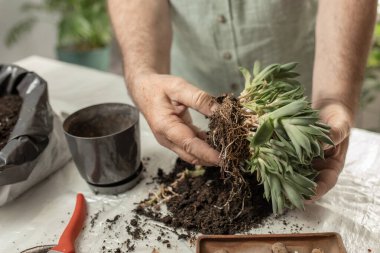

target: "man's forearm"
[108,0,172,87]
[313,0,377,123]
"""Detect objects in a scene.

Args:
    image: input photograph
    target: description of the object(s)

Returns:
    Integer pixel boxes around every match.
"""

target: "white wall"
[0,0,57,63]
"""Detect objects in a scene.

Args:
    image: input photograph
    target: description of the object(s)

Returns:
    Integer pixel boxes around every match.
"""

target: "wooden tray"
[197,232,347,253]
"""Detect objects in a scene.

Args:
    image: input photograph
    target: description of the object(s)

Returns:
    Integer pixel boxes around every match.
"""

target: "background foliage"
[5,0,111,50]
[362,22,380,109]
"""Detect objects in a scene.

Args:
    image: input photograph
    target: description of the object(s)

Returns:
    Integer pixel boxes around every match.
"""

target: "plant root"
[139,166,205,208]
[207,95,253,210]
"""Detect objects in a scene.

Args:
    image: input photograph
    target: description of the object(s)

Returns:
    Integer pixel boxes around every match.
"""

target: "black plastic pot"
[63,103,142,194]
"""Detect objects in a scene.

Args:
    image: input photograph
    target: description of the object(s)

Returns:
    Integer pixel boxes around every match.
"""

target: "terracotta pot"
[197,232,347,253]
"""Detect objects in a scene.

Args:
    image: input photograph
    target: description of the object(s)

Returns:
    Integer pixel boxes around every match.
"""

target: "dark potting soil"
[0,95,22,150]
[136,159,272,235]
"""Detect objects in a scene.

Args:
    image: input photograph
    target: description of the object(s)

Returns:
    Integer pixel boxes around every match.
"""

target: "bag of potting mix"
[0,64,71,206]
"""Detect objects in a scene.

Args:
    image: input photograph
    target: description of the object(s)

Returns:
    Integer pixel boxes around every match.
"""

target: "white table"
[0,56,379,253]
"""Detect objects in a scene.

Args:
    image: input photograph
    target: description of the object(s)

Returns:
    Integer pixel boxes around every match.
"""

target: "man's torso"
[170,0,318,98]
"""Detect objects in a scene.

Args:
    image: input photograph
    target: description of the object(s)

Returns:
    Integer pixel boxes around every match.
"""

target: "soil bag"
[0,64,70,206]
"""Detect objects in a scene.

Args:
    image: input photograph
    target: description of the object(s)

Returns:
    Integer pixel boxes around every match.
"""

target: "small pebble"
[271,242,288,253]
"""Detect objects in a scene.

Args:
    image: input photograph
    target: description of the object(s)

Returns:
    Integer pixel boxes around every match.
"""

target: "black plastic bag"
[0,64,70,205]
[0,64,53,185]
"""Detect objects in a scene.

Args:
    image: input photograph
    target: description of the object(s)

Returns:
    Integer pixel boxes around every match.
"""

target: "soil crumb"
[101,213,158,252]
[90,211,101,229]
[136,159,272,234]
[0,95,22,149]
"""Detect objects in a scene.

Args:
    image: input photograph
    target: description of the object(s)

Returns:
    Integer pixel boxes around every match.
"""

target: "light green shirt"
[169,0,318,98]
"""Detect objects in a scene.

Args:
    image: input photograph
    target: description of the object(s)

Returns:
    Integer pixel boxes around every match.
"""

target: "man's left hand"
[311,102,352,201]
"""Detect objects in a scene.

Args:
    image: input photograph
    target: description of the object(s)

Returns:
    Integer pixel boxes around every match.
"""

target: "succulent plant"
[238,62,333,214]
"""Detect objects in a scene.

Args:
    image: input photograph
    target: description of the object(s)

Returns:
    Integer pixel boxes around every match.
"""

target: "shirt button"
[230,83,239,91]
[223,52,232,60]
[217,15,227,24]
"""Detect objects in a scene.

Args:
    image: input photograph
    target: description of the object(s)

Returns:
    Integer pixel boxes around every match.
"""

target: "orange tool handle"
[51,193,87,253]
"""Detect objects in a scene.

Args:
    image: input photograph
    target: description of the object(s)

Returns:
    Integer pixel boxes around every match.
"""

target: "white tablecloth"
[0,56,379,253]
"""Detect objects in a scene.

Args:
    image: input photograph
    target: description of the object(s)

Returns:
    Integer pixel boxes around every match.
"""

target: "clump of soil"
[106,214,121,229]
[0,95,23,149]
[136,96,271,234]
[136,159,272,234]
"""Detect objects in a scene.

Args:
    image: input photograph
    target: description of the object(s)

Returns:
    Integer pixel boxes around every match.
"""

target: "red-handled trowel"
[48,193,86,253]
[20,193,86,253]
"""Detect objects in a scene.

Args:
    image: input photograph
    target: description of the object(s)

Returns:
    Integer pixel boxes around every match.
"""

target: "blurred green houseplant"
[5,0,112,70]
[358,21,380,132]
[362,22,380,109]
[367,22,380,68]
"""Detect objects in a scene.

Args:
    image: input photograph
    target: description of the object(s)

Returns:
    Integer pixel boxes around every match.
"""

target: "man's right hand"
[129,73,220,166]
[108,0,217,164]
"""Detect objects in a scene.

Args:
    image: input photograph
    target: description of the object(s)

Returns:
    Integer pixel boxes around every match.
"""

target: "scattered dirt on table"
[126,239,135,252]
[0,95,22,149]
[106,214,121,230]
[136,158,272,234]
[130,218,138,227]
[142,157,150,173]
[90,211,101,229]
[100,214,143,252]
[97,208,176,253]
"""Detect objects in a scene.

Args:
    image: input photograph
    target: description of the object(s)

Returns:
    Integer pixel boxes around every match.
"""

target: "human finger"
[154,133,213,166]
[168,79,219,117]
[165,122,220,165]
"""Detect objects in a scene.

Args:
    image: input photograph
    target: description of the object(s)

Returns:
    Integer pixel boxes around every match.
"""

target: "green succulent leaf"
[239,62,333,214]
[282,181,304,210]
[280,62,298,72]
[253,61,261,77]
[267,100,308,119]
[252,119,274,146]
[240,67,252,89]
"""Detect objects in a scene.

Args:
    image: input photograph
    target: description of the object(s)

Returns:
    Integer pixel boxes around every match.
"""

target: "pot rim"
[62,102,139,140]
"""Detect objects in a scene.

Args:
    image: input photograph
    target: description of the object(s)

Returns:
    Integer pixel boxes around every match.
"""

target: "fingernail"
[210,101,219,113]
[208,152,221,166]
[215,156,222,166]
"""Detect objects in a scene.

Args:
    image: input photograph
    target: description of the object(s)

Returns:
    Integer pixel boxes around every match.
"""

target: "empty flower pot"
[63,103,142,194]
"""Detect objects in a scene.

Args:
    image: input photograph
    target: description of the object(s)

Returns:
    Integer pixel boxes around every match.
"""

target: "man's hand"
[130,73,220,166]
[310,0,377,200]
[311,102,352,201]
[108,0,219,165]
